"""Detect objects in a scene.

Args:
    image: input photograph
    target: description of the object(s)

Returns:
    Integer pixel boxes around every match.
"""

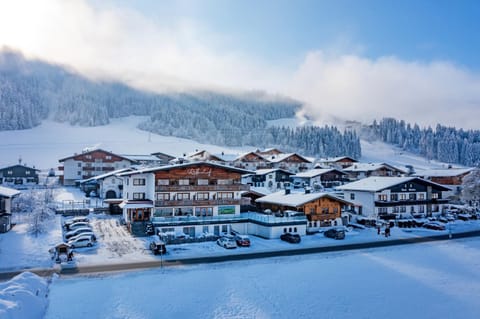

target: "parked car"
[423,222,447,231]
[457,214,471,221]
[63,216,89,228]
[324,228,346,240]
[66,222,92,231]
[280,233,301,244]
[149,240,167,255]
[68,232,96,243]
[65,227,95,240]
[234,234,251,247]
[217,236,237,249]
[68,236,95,248]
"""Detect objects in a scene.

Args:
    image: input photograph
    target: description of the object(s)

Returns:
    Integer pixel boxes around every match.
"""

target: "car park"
[68,235,95,248]
[217,236,237,249]
[423,222,446,231]
[68,232,96,243]
[65,227,95,240]
[234,234,251,247]
[280,233,301,244]
[149,240,167,255]
[323,228,346,240]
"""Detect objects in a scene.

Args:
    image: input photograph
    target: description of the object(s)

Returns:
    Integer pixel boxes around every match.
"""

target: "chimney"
[305,187,311,194]
[285,188,291,195]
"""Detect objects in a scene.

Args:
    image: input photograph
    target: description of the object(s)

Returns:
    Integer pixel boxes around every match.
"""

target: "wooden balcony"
[155,184,250,192]
[155,199,242,207]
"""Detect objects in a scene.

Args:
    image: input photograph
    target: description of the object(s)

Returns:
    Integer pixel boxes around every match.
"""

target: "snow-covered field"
[0,116,452,172]
[42,237,480,319]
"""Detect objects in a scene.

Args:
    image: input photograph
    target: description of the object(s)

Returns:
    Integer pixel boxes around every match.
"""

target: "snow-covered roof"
[253,168,294,176]
[117,161,254,176]
[248,187,273,196]
[233,151,267,162]
[120,154,164,162]
[343,162,406,173]
[265,153,312,164]
[58,148,135,163]
[0,185,21,197]
[256,190,352,207]
[414,168,474,178]
[336,176,450,192]
[293,168,345,178]
[119,200,154,209]
[80,168,135,183]
[320,156,358,163]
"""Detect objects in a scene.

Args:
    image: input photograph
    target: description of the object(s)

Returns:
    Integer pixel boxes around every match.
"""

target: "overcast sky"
[0,0,479,129]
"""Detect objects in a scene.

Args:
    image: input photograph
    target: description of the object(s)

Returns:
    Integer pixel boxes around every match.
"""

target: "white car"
[68,236,95,248]
[67,222,92,231]
[63,216,89,228]
[65,227,94,240]
[68,232,96,243]
[217,236,237,249]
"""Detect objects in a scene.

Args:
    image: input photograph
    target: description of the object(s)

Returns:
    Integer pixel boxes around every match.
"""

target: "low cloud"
[0,0,479,129]
[288,52,480,129]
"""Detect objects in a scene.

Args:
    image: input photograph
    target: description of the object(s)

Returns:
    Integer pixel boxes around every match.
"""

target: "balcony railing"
[155,184,250,192]
[375,198,449,207]
[155,199,242,207]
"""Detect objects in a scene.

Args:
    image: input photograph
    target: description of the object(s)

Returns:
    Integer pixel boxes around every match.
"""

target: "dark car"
[280,233,301,244]
[234,234,251,247]
[149,240,167,255]
[324,228,346,240]
[423,222,446,231]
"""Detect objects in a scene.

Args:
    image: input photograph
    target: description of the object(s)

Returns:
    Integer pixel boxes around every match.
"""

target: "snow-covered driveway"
[73,216,154,265]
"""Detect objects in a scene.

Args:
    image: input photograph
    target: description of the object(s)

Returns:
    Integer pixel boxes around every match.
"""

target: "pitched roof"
[336,176,450,192]
[256,190,353,207]
[253,168,295,176]
[58,148,135,163]
[0,164,40,172]
[117,161,254,176]
[80,168,135,183]
[293,168,345,178]
[343,162,406,174]
[0,186,21,198]
[265,153,312,164]
[414,168,474,178]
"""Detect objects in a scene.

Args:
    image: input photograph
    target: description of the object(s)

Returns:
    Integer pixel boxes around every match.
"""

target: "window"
[399,194,407,201]
[217,179,232,185]
[393,206,399,213]
[133,178,146,186]
[106,155,112,160]
[176,193,190,200]
[179,179,189,186]
[294,227,297,232]
[156,193,170,200]
[77,171,81,176]
[419,205,425,213]
[217,192,233,199]
[283,228,287,233]
[86,155,92,159]
[154,208,173,217]
[78,163,82,167]
[26,171,30,175]
[309,207,315,214]
[289,227,292,232]
[378,207,388,214]
[133,192,145,200]
[409,193,416,200]
[350,193,355,200]
[390,194,398,201]
[432,193,439,199]
[378,194,387,201]
[322,207,329,214]
[195,207,213,217]
[197,179,209,185]
[418,193,425,200]
[196,192,209,200]
[400,206,406,212]
[203,226,209,233]
[7,170,12,175]
[157,179,169,186]
[333,207,338,214]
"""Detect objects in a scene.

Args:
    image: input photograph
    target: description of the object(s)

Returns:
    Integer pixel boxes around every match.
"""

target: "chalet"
[255,190,355,232]
[336,177,450,219]
[80,167,135,199]
[58,149,137,186]
[343,162,406,181]
[292,168,348,190]
[120,154,167,167]
[0,164,40,187]
[232,151,271,170]
[0,186,21,232]
[150,152,176,164]
[264,153,312,173]
[414,167,475,196]
[242,168,294,191]
[117,162,252,236]
[186,150,226,164]
[318,156,358,169]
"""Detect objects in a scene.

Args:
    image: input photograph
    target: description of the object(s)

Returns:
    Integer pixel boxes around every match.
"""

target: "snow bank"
[0,272,48,319]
